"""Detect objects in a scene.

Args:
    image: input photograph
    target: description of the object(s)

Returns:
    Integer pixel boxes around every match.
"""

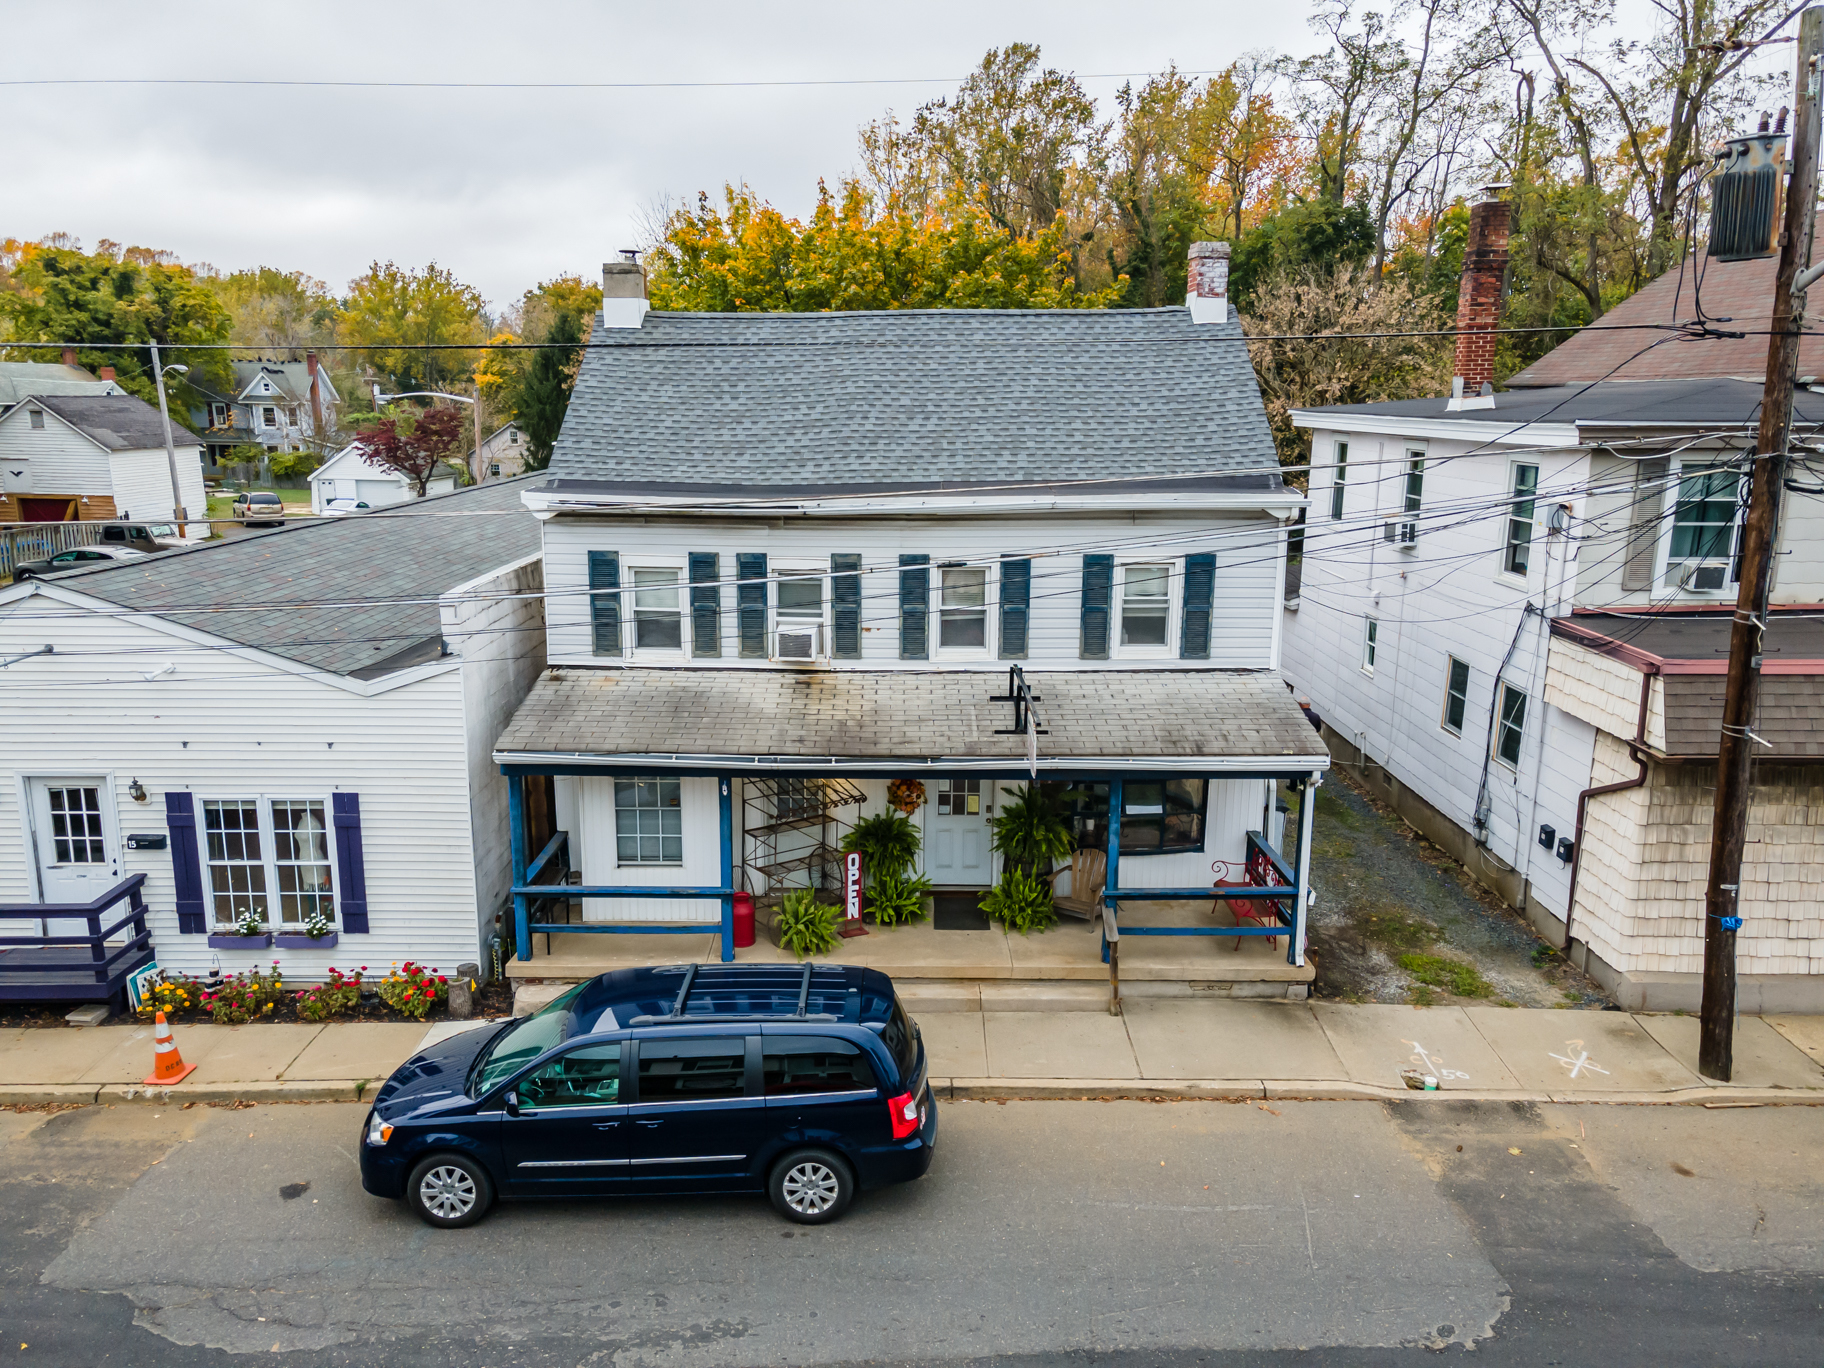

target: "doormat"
[932,892,992,931]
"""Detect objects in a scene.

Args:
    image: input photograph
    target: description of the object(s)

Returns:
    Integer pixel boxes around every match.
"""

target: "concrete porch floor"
[505,898,1314,993]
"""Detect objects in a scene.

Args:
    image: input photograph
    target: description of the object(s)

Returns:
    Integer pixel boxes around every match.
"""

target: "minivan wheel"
[768,1149,854,1224]
[406,1153,494,1229]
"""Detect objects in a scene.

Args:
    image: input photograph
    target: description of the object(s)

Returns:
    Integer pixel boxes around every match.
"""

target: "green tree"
[516,310,583,472]
[339,261,486,393]
[0,239,232,402]
[205,266,337,355]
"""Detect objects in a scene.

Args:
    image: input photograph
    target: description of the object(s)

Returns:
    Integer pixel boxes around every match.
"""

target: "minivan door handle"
[593,1121,620,1131]
[635,1119,664,1128]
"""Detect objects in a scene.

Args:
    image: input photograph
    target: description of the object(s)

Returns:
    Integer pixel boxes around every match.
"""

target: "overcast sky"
[2,1,1796,313]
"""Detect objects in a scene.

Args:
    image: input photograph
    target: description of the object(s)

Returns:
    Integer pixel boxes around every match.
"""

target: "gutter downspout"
[1563,661,1658,950]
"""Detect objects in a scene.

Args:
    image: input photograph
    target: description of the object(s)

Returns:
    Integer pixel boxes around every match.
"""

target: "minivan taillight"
[887,1090,920,1140]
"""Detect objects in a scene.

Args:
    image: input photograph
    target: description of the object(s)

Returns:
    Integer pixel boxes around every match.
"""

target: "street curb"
[934,1079,1824,1105]
[0,1085,102,1106]
[944,1077,1267,1101]
[96,1080,368,1105]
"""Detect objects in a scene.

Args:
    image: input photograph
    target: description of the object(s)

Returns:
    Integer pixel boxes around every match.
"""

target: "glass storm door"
[925,778,994,887]
[29,778,119,910]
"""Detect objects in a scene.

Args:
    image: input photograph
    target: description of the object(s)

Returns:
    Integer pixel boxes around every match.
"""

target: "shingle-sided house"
[491,248,1329,997]
[188,356,342,472]
[0,477,545,998]
[0,393,207,536]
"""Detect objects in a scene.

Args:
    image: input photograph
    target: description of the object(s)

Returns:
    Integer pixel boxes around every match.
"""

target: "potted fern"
[982,785,1074,935]
[775,888,841,959]
[838,812,932,926]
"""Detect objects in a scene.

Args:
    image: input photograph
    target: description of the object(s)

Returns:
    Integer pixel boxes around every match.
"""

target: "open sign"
[844,851,863,921]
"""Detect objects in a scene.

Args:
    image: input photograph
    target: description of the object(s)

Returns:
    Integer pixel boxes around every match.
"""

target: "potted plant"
[775,888,841,959]
[275,910,338,950]
[838,812,932,926]
[208,907,273,950]
[981,785,1074,935]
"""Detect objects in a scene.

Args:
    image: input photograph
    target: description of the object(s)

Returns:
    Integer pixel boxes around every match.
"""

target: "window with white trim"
[1403,452,1424,514]
[631,568,683,650]
[1495,683,1527,769]
[1503,464,1539,576]
[615,778,682,865]
[937,564,989,651]
[201,798,335,925]
[261,406,278,428]
[1330,441,1348,519]
[1668,466,1742,566]
[1118,564,1171,649]
[1442,656,1470,735]
[1362,617,1378,674]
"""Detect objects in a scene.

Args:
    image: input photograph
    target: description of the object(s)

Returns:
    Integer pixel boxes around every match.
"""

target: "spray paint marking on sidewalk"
[1549,1039,1610,1080]
[1403,1040,1470,1081]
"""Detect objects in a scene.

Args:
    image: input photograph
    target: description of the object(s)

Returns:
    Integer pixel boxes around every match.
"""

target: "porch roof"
[493,667,1331,775]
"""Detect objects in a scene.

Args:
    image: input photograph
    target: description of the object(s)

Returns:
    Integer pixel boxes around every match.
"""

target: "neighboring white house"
[0,476,546,985]
[475,421,530,480]
[0,393,207,538]
[488,246,1328,996]
[0,360,124,418]
[1279,191,1824,1012]
[309,441,459,513]
[188,355,342,473]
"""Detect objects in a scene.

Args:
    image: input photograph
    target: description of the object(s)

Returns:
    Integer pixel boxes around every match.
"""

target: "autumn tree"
[340,261,487,393]
[355,406,466,496]
[206,266,337,356]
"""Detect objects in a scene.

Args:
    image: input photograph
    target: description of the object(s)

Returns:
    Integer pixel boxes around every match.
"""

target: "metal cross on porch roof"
[989,665,1047,779]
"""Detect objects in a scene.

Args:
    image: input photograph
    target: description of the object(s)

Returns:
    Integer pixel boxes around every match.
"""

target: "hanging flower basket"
[887,778,927,815]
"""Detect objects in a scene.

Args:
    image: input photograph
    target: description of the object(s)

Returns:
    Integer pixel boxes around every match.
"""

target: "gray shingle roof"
[548,308,1280,488]
[28,393,203,448]
[494,668,1328,769]
[40,477,543,678]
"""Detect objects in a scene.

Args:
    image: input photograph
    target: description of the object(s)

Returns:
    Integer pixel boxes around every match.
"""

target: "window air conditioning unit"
[1382,518,1419,548]
[1680,562,1730,592]
[773,623,825,662]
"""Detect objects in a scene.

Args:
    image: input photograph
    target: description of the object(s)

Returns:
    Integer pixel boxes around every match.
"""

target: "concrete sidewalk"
[0,1003,1819,1107]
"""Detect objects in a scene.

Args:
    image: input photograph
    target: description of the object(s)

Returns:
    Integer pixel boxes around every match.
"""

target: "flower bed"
[123,961,501,1027]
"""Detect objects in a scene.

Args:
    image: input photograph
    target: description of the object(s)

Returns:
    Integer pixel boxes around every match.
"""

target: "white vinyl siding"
[572,774,722,922]
[541,512,1282,671]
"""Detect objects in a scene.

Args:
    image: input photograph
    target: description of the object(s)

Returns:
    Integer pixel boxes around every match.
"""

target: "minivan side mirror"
[502,1090,519,1117]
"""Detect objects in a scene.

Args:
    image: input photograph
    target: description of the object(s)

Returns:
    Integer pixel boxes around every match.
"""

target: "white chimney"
[602,249,649,329]
[1186,241,1230,324]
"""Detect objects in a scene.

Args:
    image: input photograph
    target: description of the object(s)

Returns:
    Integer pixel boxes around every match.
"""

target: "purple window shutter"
[332,793,370,933]
[164,792,207,934]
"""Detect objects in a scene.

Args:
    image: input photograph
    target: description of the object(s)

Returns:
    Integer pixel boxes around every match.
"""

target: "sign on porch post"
[844,852,864,921]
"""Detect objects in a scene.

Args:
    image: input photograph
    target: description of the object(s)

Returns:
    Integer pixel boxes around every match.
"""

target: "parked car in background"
[232,491,286,526]
[322,498,372,517]
[98,522,184,553]
[11,545,147,581]
[359,964,936,1229]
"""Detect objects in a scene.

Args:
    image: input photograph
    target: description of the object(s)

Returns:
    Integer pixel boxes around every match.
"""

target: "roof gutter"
[492,750,1332,776]
[1563,661,1658,950]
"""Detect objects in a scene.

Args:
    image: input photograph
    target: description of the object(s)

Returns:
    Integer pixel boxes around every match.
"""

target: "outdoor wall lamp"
[127,778,148,803]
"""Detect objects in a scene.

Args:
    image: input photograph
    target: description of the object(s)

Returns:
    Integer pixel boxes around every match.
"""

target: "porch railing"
[0,874,155,1003]
[0,521,110,578]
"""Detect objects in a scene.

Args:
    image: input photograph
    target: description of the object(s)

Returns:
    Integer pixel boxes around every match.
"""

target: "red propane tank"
[731,891,756,949]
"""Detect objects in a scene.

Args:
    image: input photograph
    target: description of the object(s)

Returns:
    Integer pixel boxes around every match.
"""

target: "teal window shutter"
[689,552,720,657]
[899,554,929,659]
[1079,554,1113,659]
[831,554,862,658]
[588,550,621,656]
[999,557,1031,659]
[1180,553,1216,658]
[737,553,768,658]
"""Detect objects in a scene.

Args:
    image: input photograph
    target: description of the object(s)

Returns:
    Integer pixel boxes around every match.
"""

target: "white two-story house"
[189,355,342,472]
[492,246,1329,996]
[1282,189,1824,1013]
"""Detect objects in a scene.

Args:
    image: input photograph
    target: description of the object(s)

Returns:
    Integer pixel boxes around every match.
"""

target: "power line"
[0,69,1233,93]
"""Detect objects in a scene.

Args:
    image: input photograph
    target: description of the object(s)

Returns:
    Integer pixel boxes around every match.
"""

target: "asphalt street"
[1,1097,1819,1367]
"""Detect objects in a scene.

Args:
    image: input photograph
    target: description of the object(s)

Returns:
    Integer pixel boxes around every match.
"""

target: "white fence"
[0,522,109,578]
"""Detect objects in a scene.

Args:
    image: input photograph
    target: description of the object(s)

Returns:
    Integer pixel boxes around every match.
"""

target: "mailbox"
[126,834,168,851]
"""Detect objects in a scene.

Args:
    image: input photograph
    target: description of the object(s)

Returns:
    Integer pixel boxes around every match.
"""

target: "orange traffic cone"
[144,1011,197,1086]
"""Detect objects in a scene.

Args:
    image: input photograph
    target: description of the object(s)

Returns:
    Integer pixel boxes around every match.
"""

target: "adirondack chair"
[1049,847,1107,922]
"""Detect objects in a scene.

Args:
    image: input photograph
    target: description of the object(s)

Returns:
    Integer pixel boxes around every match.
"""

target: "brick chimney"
[61,346,77,367]
[602,249,649,329]
[306,350,323,434]
[1186,241,1231,324]
[1451,195,1511,407]
[97,366,116,381]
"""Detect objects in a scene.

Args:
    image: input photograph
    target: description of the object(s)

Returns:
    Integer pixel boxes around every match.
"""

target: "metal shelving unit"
[742,777,867,899]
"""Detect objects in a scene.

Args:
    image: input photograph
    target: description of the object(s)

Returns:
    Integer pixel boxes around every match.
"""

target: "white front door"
[28,777,119,904]
[924,778,995,886]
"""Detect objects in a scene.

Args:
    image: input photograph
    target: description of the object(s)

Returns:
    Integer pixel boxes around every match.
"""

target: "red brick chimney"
[306,350,323,434]
[1186,241,1231,324]
[61,346,77,367]
[1453,195,1511,401]
[97,366,116,381]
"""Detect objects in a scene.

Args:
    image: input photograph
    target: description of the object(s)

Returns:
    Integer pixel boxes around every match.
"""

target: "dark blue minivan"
[359,963,935,1227]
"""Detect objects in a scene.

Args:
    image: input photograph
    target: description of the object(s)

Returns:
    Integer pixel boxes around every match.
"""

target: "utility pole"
[148,340,191,533]
[1699,6,1824,1081]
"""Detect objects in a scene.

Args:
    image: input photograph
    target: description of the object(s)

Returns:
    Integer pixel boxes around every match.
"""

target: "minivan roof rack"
[626,961,843,1027]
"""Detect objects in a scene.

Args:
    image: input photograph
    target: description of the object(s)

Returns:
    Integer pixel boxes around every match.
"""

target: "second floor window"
[1495,683,1527,768]
[631,568,682,650]
[1504,464,1539,576]
[1362,617,1378,673]
[1404,453,1424,514]
[210,403,227,427]
[1669,466,1741,564]
[1330,441,1348,520]
[261,406,278,428]
[1442,656,1470,734]
[1119,564,1170,647]
[938,565,988,649]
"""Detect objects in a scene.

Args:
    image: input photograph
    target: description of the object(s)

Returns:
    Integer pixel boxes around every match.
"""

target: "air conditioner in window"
[1679,562,1731,592]
[773,623,825,663]
[1382,518,1419,548]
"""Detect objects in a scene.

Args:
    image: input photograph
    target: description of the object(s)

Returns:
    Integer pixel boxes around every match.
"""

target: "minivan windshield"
[469,983,586,1096]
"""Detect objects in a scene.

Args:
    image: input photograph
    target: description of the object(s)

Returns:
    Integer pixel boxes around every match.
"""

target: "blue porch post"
[718,775,735,963]
[1101,779,1122,964]
[507,772,530,962]
[1290,772,1319,967]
